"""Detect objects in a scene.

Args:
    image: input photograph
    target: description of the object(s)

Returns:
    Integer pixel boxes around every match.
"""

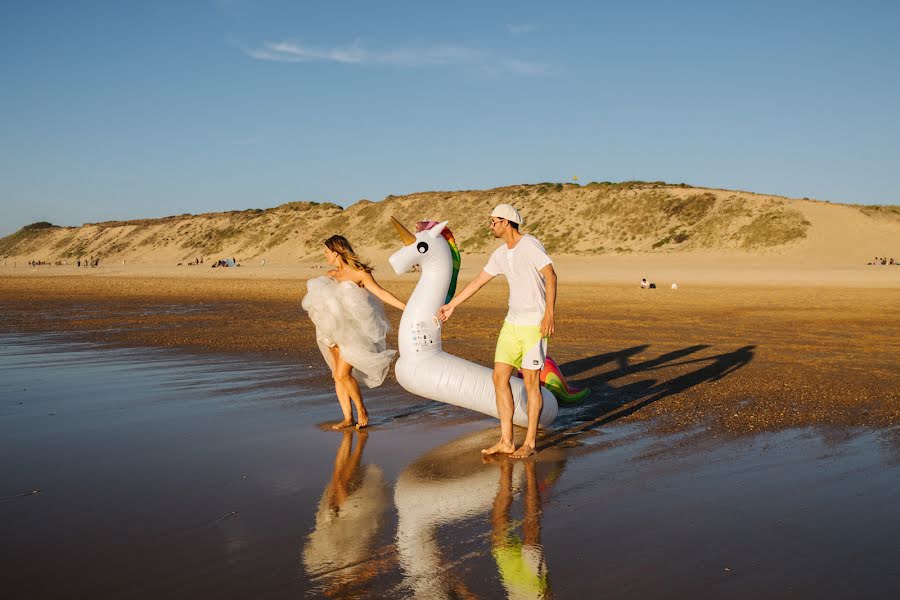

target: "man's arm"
[438,270,495,321]
[540,263,557,337]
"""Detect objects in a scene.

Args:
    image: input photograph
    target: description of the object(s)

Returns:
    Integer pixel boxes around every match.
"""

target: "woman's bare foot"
[331,419,355,430]
[481,440,515,455]
[510,443,537,459]
[355,409,369,429]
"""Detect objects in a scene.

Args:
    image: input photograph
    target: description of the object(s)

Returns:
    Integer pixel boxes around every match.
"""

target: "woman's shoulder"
[321,269,358,284]
[340,266,370,286]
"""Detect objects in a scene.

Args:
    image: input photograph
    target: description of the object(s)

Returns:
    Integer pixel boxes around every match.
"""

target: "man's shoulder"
[521,234,550,254]
[483,243,507,274]
[488,243,507,259]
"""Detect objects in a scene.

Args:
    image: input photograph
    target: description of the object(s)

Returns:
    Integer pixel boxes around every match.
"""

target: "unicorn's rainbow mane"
[416,221,460,304]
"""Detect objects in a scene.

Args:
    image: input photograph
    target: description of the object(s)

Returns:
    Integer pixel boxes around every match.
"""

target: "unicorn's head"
[389,217,460,304]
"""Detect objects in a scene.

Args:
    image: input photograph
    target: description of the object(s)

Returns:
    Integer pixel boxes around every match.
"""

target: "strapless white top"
[301,276,395,388]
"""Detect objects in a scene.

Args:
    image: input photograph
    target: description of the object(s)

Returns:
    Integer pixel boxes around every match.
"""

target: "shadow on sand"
[540,344,756,451]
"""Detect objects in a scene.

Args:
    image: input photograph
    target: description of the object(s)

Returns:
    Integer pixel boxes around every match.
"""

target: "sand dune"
[2,182,898,288]
[2,182,897,266]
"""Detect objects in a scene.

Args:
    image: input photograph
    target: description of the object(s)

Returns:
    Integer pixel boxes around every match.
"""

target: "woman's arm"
[360,271,406,311]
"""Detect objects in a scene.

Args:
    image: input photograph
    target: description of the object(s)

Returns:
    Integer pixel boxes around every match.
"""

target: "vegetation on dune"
[178,219,252,255]
[358,183,811,256]
[585,180,693,190]
[278,200,342,212]
[22,221,60,230]
[663,192,717,224]
[1,182,826,261]
[60,239,92,259]
[858,204,900,222]
[737,209,811,248]
[0,222,61,257]
[50,230,79,252]
[85,214,191,228]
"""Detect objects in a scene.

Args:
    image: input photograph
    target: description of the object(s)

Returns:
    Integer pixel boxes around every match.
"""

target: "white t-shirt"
[484,234,553,326]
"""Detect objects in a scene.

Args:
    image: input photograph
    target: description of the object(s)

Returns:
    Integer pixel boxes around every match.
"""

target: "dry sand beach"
[1,185,899,598]
[1,263,898,436]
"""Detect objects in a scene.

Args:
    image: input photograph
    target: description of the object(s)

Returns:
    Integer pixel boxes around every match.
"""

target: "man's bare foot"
[331,419,354,430]
[355,410,369,429]
[510,444,537,459]
[481,440,515,455]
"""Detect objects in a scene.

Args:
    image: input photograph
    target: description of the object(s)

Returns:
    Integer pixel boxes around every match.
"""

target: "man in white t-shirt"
[438,204,557,458]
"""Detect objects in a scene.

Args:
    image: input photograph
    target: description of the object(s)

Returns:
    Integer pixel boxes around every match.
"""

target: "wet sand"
[1,272,899,598]
[1,334,898,598]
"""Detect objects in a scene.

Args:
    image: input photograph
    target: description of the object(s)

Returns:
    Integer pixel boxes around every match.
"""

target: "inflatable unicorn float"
[388,217,587,427]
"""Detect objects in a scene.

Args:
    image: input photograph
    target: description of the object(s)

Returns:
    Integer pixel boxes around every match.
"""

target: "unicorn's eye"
[416,242,428,254]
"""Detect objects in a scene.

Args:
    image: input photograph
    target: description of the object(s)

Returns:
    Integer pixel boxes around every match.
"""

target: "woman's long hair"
[324,235,373,273]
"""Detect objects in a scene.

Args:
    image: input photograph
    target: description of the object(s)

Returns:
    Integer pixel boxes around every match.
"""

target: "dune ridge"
[2,182,898,268]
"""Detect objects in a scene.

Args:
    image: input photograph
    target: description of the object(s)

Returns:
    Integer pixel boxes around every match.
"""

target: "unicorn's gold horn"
[391,216,416,246]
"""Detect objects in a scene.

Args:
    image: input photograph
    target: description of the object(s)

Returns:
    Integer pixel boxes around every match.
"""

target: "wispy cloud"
[506,23,537,35]
[245,40,366,64]
[378,44,485,67]
[498,58,549,76]
[241,39,549,76]
[230,135,270,146]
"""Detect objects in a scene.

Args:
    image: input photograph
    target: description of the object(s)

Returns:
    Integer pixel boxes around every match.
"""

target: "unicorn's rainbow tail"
[540,357,589,406]
[517,356,589,406]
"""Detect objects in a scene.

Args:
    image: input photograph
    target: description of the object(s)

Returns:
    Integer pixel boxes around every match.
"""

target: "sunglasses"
[488,219,505,227]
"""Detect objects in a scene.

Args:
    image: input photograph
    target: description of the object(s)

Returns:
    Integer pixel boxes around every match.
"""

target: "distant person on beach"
[302,235,406,430]
[641,278,649,288]
[438,204,557,458]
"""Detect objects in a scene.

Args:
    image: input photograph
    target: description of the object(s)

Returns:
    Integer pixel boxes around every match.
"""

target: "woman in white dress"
[302,235,405,429]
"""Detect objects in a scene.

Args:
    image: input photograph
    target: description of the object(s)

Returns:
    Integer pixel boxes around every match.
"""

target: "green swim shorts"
[495,320,548,370]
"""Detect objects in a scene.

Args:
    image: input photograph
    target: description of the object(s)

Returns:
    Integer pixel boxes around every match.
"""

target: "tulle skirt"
[301,276,396,388]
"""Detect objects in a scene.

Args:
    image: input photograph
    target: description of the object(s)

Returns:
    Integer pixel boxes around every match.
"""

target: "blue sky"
[1,0,898,235]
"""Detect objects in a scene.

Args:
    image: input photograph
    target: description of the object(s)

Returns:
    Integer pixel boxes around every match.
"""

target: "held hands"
[437,304,454,322]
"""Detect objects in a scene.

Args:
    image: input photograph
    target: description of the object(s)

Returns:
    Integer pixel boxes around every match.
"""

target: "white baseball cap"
[490,203,522,225]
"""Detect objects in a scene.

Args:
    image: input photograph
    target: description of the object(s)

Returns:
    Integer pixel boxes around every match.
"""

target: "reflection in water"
[490,458,562,599]
[394,429,564,599]
[302,429,390,597]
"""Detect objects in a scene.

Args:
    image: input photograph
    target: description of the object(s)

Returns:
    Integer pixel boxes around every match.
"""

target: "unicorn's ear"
[427,221,449,237]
